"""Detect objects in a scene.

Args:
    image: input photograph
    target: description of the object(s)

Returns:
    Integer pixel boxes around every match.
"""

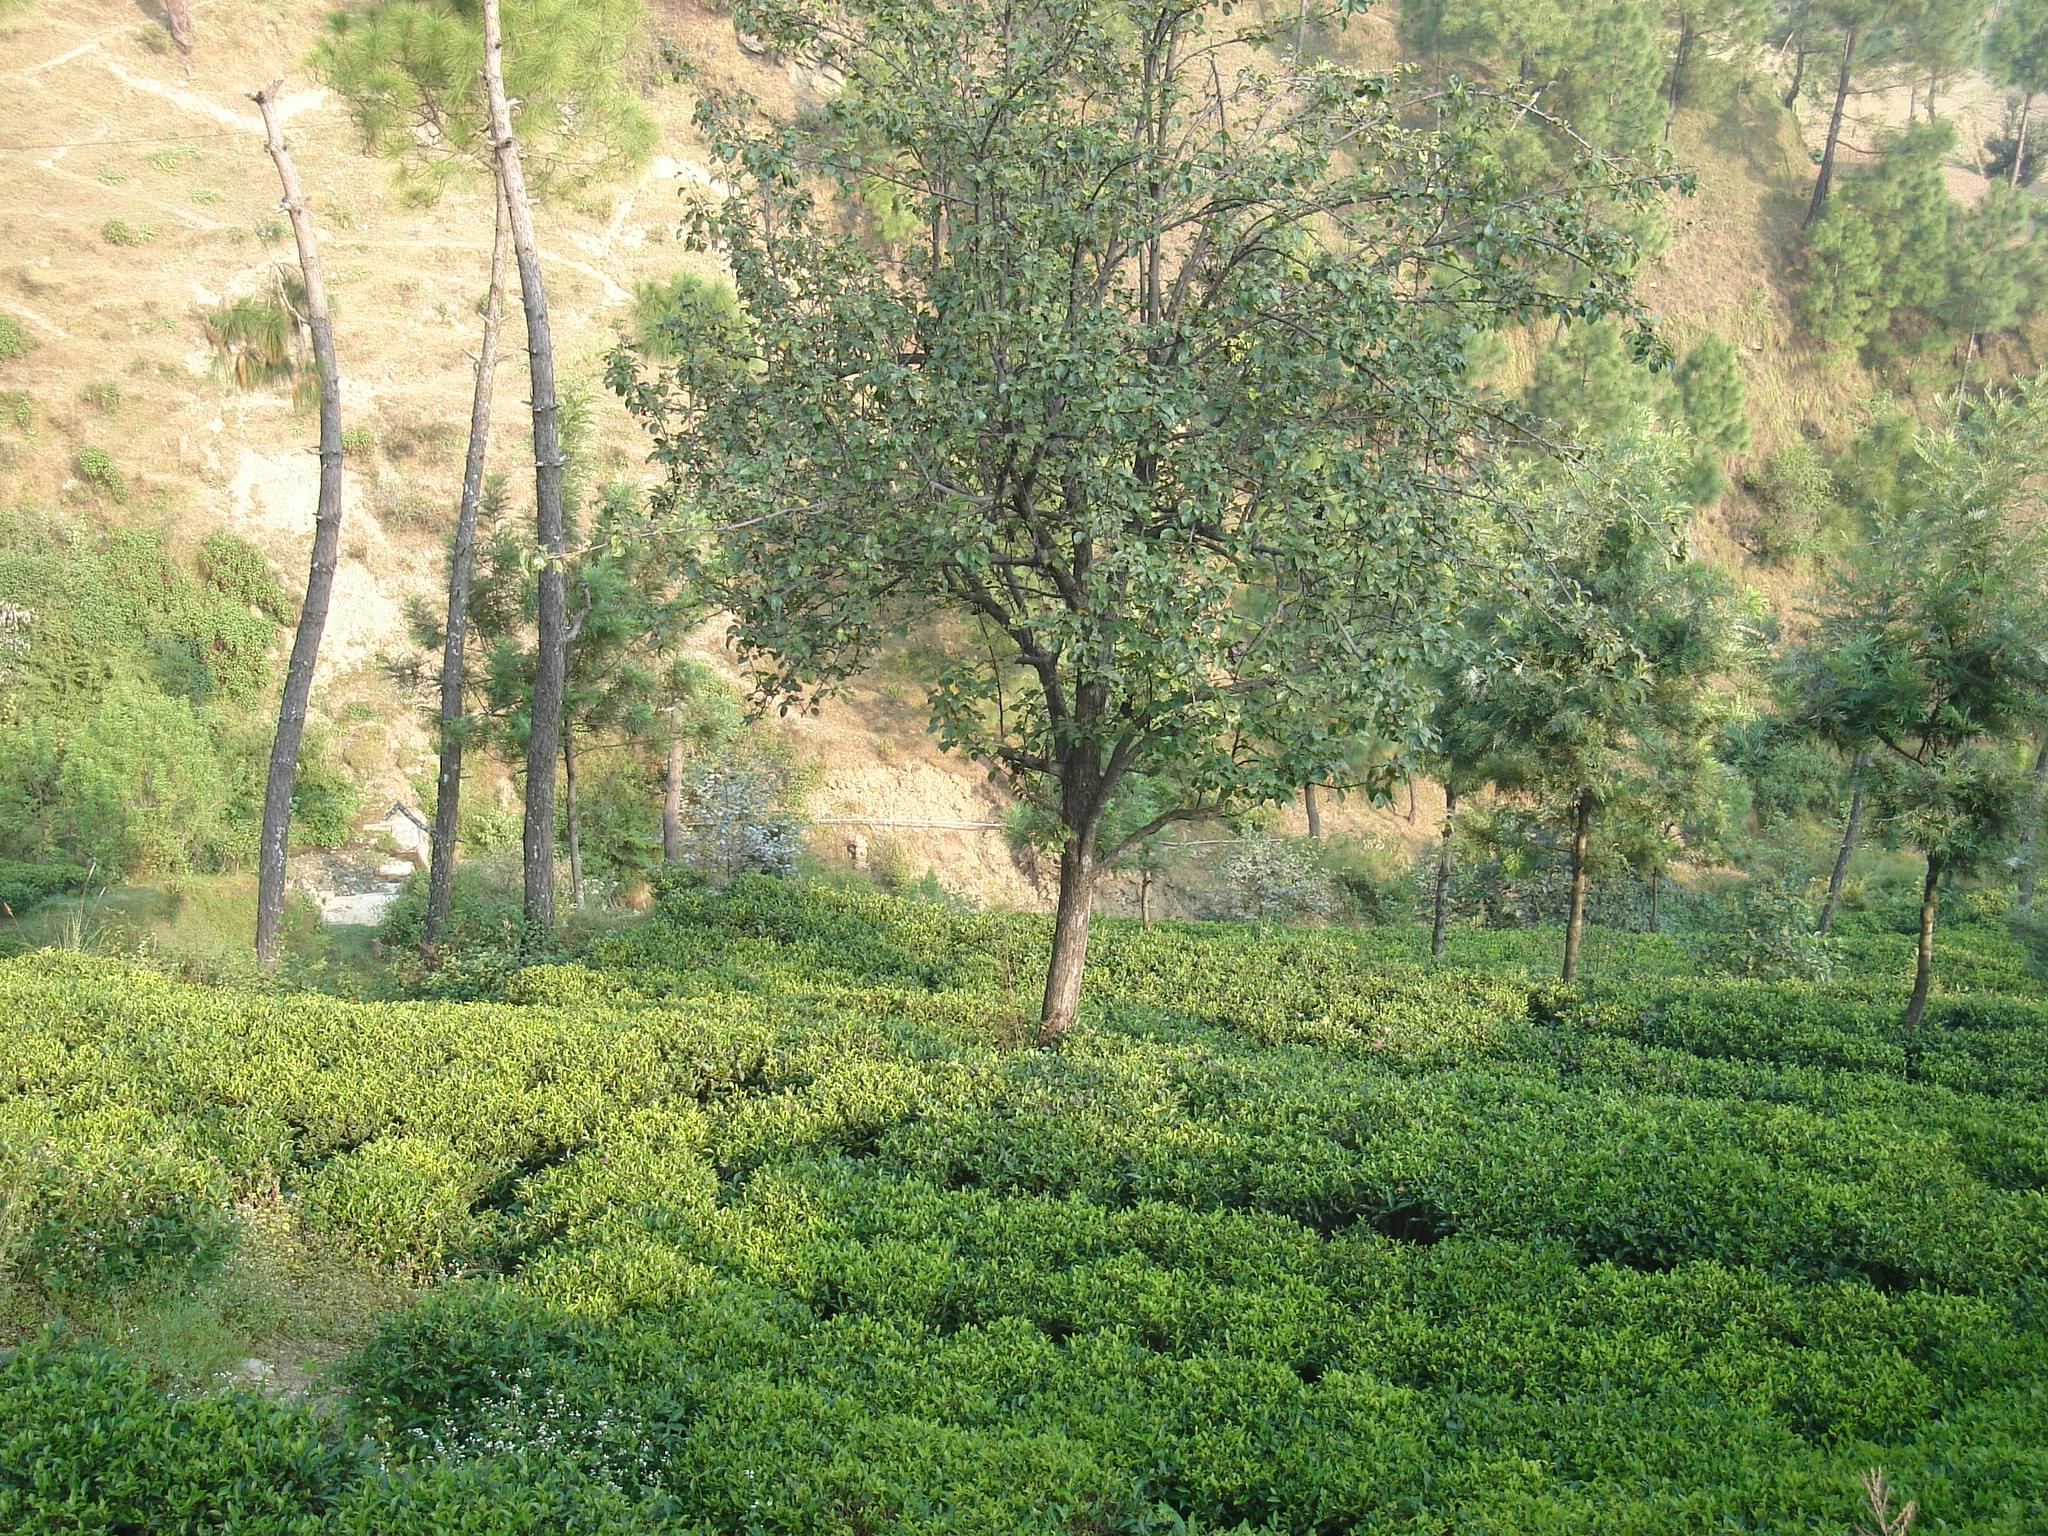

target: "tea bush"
[3,885,2046,1531]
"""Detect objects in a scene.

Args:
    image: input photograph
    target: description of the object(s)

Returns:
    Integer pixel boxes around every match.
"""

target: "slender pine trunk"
[1817,746,1871,937]
[1666,14,1692,137]
[482,0,568,934]
[1902,851,1941,1031]
[1430,782,1458,960]
[1139,869,1153,929]
[662,732,684,864]
[1040,835,1098,1042]
[1648,868,1662,934]
[1303,782,1322,841]
[1561,788,1592,984]
[252,84,343,965]
[423,182,510,958]
[2015,93,2035,188]
[563,726,583,909]
[1784,37,1809,109]
[1804,26,1858,228]
[2016,734,2048,913]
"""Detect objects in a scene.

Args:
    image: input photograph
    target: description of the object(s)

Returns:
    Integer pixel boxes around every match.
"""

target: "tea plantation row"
[2,882,2044,1532]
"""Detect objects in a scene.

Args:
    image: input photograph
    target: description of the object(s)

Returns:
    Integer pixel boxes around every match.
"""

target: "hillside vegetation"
[6,0,2048,1529]
[4,882,2046,1531]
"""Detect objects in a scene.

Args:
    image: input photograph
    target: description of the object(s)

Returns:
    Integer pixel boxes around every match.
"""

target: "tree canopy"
[616,0,1679,1031]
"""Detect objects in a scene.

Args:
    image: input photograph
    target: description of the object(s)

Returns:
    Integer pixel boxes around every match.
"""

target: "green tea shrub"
[298,1135,493,1276]
[17,1122,235,1296]
[6,884,2048,1531]
[0,1336,368,1533]
[1695,871,1837,981]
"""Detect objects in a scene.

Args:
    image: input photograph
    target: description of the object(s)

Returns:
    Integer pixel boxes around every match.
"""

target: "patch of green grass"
[100,218,155,249]
[0,312,33,364]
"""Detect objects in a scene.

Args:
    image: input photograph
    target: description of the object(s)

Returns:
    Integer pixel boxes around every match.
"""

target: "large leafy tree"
[617,0,1676,1036]
[1448,434,1741,982]
[1794,385,2048,1026]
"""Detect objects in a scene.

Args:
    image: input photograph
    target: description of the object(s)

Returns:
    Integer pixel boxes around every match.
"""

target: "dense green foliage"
[1802,123,2048,361]
[0,518,354,876]
[310,0,655,201]
[5,882,2047,1531]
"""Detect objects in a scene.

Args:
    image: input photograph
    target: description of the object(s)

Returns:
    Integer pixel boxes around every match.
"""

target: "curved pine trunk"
[482,0,569,935]
[253,84,344,965]
[1804,26,1858,228]
[423,182,510,958]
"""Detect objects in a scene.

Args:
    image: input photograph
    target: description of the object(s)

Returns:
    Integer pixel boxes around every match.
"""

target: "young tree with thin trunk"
[252,83,345,965]
[1800,1,1953,228]
[619,0,1677,1037]
[481,0,569,934]
[1986,0,2048,185]
[424,186,510,955]
[1793,385,2048,1027]
[1446,434,1740,984]
[1817,745,1871,935]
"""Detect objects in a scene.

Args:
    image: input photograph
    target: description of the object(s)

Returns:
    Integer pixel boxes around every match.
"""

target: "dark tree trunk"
[1303,782,1322,840]
[1406,776,1418,824]
[2016,735,2048,913]
[1430,782,1458,960]
[1784,37,1809,108]
[1817,746,1871,937]
[1804,26,1858,228]
[252,84,344,966]
[662,731,684,864]
[1561,787,1592,984]
[423,182,510,959]
[1666,13,1693,136]
[2016,93,2035,188]
[1903,850,1941,1031]
[483,0,569,934]
[563,726,583,909]
[1040,835,1098,1041]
